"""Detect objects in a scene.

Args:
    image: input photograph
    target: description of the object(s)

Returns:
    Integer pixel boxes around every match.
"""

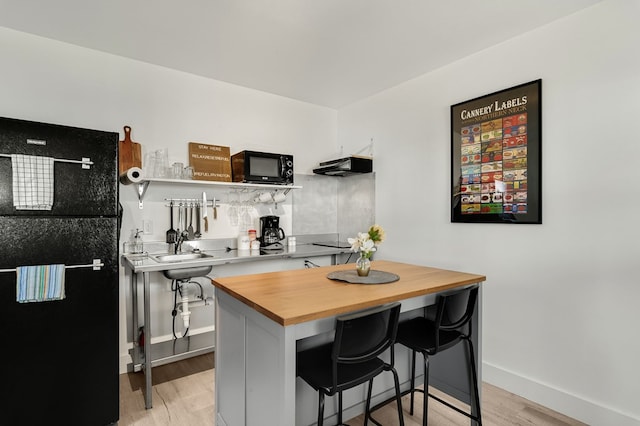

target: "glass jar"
[356,253,371,277]
[171,162,184,179]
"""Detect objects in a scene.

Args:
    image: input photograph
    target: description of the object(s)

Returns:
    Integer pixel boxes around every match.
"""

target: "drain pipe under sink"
[178,296,214,328]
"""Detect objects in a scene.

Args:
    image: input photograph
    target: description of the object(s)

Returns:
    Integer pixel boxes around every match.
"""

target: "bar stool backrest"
[433,285,478,352]
[332,302,400,368]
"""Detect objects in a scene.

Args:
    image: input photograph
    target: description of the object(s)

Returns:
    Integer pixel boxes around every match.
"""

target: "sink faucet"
[175,231,188,254]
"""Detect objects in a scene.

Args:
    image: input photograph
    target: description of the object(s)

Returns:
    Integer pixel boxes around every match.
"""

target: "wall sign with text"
[451,79,542,224]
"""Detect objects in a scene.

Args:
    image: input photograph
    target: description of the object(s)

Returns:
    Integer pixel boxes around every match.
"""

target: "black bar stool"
[396,285,481,425]
[297,302,404,426]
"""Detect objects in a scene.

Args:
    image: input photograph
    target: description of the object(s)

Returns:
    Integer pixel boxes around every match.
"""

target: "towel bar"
[0,153,94,169]
[0,259,104,274]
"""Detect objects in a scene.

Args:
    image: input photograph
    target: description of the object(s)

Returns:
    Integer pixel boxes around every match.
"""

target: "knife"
[202,192,208,232]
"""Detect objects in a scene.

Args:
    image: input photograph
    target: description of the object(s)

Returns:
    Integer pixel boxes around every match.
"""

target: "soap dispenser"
[133,228,144,254]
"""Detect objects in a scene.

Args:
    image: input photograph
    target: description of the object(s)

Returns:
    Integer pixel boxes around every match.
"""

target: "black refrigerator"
[0,117,119,425]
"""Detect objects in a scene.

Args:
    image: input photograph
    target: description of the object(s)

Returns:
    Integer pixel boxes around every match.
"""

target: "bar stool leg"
[318,392,325,426]
[338,391,344,425]
[364,379,373,426]
[409,350,416,415]
[391,366,405,426]
[422,353,430,426]
[467,338,482,425]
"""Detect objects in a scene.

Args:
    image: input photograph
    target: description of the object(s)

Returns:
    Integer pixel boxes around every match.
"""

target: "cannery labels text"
[460,96,528,121]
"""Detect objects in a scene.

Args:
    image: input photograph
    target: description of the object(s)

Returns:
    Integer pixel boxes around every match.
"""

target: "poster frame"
[450,79,542,224]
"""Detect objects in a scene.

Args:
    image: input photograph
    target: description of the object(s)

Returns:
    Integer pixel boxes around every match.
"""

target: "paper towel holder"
[136,181,150,209]
[119,167,144,185]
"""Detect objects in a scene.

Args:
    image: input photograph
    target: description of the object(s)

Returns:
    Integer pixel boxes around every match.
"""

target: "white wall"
[337,1,640,424]
[0,26,339,374]
[0,28,336,174]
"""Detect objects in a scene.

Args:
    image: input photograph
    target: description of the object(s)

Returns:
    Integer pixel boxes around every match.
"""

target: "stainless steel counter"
[122,243,351,273]
[122,239,352,409]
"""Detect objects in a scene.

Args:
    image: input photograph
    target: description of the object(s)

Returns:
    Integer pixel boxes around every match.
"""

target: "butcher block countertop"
[210,260,486,326]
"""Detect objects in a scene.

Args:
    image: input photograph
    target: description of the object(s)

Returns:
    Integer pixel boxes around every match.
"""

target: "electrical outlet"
[143,220,153,235]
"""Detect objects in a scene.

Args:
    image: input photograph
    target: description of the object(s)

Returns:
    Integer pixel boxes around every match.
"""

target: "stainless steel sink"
[162,266,212,280]
[149,252,214,280]
[150,252,214,263]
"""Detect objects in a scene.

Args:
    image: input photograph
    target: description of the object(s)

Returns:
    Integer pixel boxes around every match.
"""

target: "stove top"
[312,241,352,249]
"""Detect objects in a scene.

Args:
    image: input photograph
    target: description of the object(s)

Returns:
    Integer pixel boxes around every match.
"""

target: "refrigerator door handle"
[0,259,104,273]
[0,153,93,168]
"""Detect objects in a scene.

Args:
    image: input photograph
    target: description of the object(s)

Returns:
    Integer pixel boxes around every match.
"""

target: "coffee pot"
[260,215,286,245]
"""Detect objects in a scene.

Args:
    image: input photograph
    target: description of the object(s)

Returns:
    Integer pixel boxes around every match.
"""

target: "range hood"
[313,156,373,176]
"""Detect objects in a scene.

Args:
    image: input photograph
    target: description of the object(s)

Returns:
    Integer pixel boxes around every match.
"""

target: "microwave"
[231,150,294,185]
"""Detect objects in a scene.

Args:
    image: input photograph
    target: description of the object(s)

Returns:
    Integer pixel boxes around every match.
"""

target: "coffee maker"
[260,215,286,249]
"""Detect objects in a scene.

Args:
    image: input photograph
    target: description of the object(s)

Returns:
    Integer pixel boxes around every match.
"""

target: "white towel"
[16,264,66,303]
[11,154,54,210]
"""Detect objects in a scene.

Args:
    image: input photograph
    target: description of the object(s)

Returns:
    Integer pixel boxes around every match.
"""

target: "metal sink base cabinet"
[129,267,214,410]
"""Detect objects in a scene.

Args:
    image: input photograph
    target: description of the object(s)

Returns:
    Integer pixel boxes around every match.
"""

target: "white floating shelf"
[144,177,302,190]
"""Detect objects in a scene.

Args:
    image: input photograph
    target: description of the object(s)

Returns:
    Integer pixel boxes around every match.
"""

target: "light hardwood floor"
[119,353,585,426]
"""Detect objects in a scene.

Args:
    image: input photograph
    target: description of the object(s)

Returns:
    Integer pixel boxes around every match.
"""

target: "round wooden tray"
[327,270,400,285]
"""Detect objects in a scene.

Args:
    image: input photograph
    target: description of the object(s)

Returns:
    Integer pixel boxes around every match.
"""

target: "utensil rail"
[164,198,217,208]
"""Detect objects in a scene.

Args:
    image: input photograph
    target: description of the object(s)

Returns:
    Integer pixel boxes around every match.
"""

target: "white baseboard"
[483,362,640,426]
[119,325,215,374]
[119,354,131,374]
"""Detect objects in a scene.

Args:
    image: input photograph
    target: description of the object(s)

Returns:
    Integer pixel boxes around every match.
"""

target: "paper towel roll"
[119,167,144,185]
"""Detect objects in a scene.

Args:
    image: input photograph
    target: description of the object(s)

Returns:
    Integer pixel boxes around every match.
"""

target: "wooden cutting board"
[119,125,142,174]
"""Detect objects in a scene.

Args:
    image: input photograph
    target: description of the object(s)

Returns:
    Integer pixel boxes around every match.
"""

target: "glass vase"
[356,254,371,277]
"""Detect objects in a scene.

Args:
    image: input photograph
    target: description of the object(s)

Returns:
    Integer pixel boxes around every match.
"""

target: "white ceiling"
[0,0,600,108]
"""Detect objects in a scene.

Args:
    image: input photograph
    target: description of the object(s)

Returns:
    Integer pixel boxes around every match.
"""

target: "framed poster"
[451,79,542,224]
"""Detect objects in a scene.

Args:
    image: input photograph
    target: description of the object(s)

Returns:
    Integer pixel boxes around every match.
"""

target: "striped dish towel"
[16,264,66,303]
[11,154,55,210]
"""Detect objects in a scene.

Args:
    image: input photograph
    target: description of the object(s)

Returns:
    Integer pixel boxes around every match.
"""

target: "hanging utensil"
[187,204,195,239]
[166,201,177,243]
[177,203,184,235]
[202,192,208,232]
[195,203,202,238]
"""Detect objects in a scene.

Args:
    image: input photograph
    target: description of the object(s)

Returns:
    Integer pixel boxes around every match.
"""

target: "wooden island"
[211,260,486,426]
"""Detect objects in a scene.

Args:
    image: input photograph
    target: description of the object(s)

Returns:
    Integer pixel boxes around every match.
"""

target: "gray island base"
[212,260,485,426]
